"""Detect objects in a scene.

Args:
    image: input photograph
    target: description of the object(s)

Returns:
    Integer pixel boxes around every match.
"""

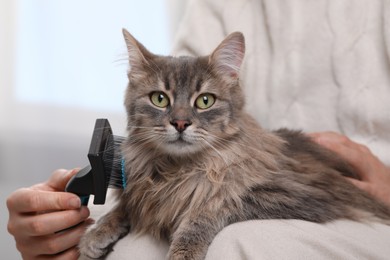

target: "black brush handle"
[65,165,94,206]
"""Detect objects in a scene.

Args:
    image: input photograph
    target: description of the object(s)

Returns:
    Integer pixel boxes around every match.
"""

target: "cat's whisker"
[205,131,270,156]
[195,132,270,174]
[129,126,161,130]
[153,135,170,155]
[112,53,130,65]
[199,137,232,167]
[200,139,250,172]
[194,130,237,152]
[131,133,158,143]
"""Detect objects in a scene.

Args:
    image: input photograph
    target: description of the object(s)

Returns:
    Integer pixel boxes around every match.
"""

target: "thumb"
[45,168,81,192]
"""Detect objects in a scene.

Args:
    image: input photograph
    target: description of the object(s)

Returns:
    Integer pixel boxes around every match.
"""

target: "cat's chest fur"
[120,122,285,239]
[123,151,223,238]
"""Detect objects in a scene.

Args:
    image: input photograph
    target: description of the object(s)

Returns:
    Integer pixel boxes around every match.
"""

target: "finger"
[38,219,93,256]
[345,177,370,192]
[54,247,80,260]
[38,247,80,260]
[7,188,81,214]
[329,145,369,179]
[308,131,352,148]
[309,132,370,178]
[17,219,93,259]
[19,207,90,236]
[46,168,81,192]
[31,169,80,192]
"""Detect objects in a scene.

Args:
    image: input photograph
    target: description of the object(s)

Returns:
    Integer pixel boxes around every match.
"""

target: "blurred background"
[0,0,188,258]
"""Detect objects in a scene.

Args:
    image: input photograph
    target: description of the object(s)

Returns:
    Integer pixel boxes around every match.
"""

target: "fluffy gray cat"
[79,29,390,259]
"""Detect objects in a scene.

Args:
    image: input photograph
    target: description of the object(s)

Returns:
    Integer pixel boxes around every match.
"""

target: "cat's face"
[122,30,245,157]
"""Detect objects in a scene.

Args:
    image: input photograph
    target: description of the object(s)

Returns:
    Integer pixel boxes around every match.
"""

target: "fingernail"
[69,197,81,208]
[311,135,328,145]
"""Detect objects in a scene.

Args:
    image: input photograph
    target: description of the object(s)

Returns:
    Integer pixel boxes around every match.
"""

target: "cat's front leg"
[79,203,130,259]
[168,214,227,260]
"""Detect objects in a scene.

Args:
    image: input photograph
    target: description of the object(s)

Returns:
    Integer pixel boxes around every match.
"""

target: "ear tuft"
[209,32,245,79]
[122,28,153,71]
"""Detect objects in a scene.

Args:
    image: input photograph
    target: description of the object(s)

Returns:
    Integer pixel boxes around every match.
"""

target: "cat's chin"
[160,141,203,157]
[154,131,205,157]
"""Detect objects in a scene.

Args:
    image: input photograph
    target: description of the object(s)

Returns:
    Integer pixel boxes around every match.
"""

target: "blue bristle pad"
[121,158,127,188]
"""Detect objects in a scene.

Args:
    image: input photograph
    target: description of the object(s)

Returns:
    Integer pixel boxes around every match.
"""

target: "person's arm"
[310,132,390,207]
[6,169,93,260]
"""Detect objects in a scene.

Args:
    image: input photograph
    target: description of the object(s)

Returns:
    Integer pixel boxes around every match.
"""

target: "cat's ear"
[122,28,154,72]
[209,32,245,79]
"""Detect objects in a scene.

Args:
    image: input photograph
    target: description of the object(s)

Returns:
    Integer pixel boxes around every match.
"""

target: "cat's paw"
[78,226,115,259]
[78,253,101,260]
[167,249,204,260]
[78,234,109,259]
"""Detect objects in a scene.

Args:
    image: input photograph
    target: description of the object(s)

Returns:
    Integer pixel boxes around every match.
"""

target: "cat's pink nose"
[170,119,192,133]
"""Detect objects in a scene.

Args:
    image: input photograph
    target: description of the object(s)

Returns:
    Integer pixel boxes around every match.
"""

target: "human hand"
[309,132,390,208]
[6,169,93,260]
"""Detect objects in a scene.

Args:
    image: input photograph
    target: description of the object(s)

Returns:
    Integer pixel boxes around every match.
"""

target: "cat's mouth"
[171,133,192,145]
[159,129,204,155]
[162,132,203,155]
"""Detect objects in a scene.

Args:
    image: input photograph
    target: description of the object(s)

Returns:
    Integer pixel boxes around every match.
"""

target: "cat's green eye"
[150,92,170,108]
[195,93,215,110]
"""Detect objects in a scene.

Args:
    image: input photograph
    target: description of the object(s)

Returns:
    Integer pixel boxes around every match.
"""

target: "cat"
[79,29,390,259]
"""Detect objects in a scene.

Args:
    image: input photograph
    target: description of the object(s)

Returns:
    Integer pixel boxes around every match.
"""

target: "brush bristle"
[102,135,126,189]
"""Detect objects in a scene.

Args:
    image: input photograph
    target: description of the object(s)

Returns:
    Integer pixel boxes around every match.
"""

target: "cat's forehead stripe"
[164,73,171,91]
[195,78,203,92]
[158,57,210,99]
